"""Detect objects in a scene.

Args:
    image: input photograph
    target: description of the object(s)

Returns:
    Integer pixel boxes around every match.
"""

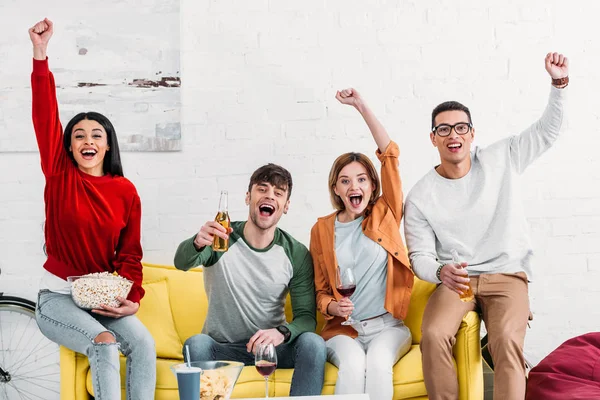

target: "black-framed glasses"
[432,122,472,137]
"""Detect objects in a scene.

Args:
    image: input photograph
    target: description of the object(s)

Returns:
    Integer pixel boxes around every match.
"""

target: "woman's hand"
[336,87,390,152]
[335,88,364,109]
[29,18,53,60]
[92,296,139,318]
[328,297,354,318]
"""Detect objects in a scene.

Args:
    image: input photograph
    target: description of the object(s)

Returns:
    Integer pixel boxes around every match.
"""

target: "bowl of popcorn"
[170,360,244,400]
[67,272,133,310]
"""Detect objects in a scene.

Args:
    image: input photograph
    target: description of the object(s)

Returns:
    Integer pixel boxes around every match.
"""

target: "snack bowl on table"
[170,360,244,400]
[67,272,133,310]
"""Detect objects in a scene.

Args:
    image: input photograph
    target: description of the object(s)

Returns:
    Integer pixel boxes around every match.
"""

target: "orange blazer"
[310,141,414,341]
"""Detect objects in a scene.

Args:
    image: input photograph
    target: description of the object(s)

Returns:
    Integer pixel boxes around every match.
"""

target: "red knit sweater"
[32,58,144,303]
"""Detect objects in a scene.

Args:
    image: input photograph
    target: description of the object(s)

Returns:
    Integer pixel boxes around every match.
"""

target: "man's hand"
[439,262,471,295]
[29,19,53,60]
[246,329,284,354]
[545,52,569,79]
[193,221,231,250]
[335,88,364,109]
[92,296,139,318]
[327,297,354,318]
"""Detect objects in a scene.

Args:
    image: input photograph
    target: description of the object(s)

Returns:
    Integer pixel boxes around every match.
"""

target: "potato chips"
[200,369,233,400]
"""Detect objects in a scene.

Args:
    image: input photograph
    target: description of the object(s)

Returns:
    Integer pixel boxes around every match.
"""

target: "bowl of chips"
[171,360,243,400]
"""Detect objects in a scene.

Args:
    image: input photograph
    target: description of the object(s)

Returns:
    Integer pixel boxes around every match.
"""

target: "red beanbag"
[526,332,600,400]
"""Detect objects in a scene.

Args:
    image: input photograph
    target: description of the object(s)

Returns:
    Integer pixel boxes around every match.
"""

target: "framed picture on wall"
[0,0,181,152]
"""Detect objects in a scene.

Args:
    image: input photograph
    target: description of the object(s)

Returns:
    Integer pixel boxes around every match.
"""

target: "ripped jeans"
[35,290,156,400]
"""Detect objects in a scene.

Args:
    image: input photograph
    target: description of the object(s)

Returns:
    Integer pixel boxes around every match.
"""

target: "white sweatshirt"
[404,86,566,283]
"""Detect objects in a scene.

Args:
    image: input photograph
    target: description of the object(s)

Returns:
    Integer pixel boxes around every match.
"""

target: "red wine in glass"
[336,265,357,325]
[256,360,277,377]
[255,343,277,398]
[337,284,356,297]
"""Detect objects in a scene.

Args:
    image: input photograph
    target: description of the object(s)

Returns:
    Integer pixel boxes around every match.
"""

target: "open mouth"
[258,203,275,217]
[348,194,363,208]
[447,143,462,152]
[81,149,98,160]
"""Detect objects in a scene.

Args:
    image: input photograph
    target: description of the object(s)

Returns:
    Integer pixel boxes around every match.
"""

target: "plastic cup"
[171,363,203,400]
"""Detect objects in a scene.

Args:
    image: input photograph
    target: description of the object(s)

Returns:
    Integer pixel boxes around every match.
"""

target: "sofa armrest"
[60,346,92,400]
[454,311,483,400]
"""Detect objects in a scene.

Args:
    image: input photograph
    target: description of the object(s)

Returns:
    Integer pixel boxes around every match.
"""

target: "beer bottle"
[212,190,230,252]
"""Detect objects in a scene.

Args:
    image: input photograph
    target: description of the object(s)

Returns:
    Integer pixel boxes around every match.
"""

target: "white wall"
[1,0,599,365]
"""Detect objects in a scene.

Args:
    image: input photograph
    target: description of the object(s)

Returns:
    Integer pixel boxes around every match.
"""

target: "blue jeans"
[184,332,326,396]
[35,290,156,400]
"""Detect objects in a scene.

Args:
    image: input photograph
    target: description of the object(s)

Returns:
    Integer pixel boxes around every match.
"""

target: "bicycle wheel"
[0,295,60,400]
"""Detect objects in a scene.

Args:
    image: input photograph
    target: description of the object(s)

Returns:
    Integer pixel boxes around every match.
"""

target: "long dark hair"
[63,112,124,176]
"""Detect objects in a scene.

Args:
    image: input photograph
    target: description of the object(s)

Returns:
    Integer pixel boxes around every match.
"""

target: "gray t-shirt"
[404,87,566,283]
[174,221,316,343]
[335,215,388,321]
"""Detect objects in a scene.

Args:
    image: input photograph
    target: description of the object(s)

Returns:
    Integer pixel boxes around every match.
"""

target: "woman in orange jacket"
[310,88,414,399]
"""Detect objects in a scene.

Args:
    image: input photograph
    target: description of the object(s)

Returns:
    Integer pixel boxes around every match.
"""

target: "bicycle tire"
[0,295,60,400]
[0,295,35,312]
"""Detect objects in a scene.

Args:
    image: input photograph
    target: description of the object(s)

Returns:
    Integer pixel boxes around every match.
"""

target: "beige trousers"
[421,272,530,400]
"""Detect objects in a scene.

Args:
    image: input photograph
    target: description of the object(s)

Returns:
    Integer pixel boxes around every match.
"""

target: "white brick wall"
[1,0,599,366]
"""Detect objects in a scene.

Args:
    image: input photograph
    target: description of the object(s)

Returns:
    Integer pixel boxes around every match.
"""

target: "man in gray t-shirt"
[174,163,326,396]
[404,52,569,400]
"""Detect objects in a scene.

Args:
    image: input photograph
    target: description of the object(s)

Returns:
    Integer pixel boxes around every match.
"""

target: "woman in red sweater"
[30,19,156,399]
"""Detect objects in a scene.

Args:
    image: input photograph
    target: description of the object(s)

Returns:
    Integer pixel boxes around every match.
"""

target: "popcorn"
[68,272,133,309]
[200,370,233,400]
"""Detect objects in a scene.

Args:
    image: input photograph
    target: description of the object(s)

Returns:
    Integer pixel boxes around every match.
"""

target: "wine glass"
[255,343,277,398]
[336,265,357,326]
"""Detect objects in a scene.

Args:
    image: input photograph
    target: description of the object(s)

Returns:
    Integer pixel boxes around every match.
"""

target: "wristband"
[436,264,444,281]
[552,76,569,87]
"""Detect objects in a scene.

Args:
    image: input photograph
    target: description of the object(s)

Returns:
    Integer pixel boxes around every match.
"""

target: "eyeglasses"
[432,122,472,137]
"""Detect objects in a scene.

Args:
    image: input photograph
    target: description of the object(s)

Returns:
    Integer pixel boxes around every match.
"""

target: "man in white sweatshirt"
[404,52,569,400]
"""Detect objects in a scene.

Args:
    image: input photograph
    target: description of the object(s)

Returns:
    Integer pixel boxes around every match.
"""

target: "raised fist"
[29,18,53,48]
[335,88,363,108]
[545,52,569,80]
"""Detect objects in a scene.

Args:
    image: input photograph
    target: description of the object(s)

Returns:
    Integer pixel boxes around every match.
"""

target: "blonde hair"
[328,152,381,211]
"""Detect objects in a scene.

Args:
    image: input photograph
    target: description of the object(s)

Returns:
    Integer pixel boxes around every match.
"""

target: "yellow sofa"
[60,263,483,399]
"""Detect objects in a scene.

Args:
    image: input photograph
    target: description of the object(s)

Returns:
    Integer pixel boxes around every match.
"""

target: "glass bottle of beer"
[212,190,230,252]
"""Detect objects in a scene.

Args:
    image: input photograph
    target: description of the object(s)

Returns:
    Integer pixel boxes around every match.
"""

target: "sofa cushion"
[404,278,437,344]
[142,263,206,344]
[137,277,184,359]
[392,345,429,398]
